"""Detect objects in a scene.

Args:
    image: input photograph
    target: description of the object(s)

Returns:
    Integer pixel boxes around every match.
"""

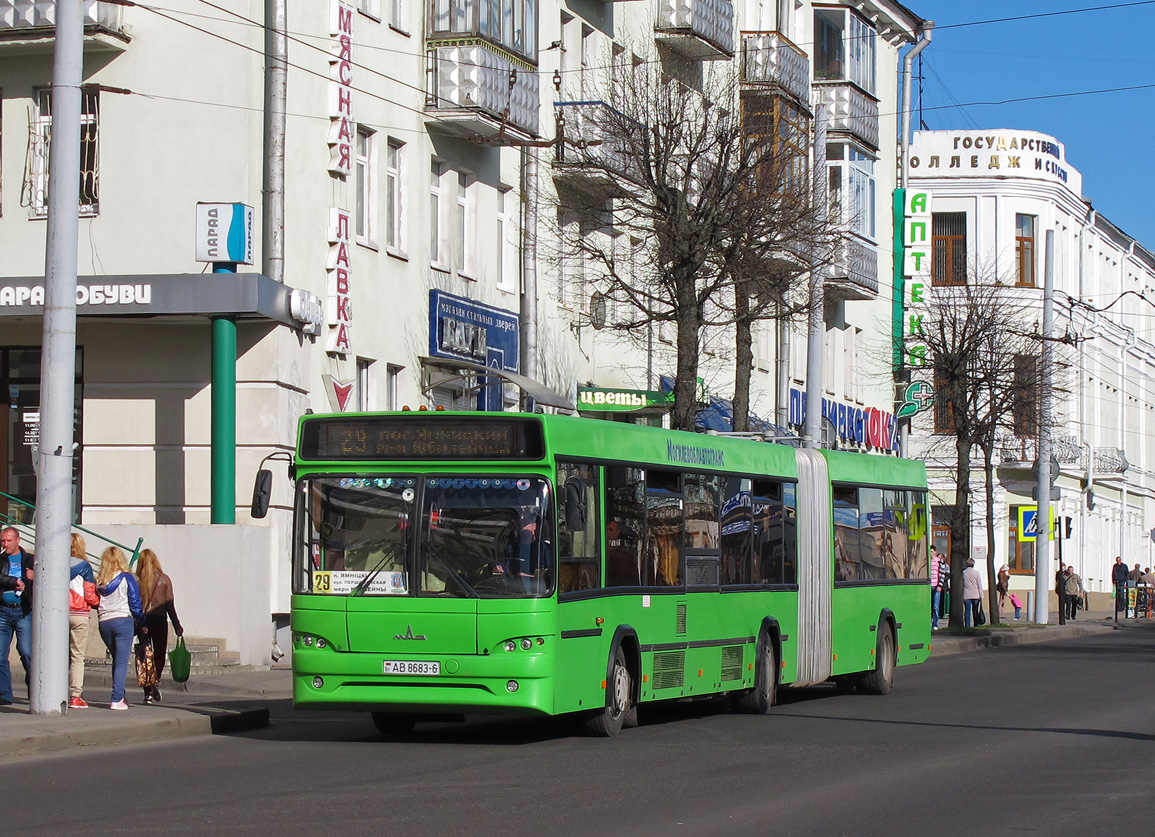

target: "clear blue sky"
[908,1,1155,247]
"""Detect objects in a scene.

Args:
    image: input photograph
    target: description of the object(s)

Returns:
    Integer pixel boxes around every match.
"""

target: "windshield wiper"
[423,540,479,599]
[350,544,404,597]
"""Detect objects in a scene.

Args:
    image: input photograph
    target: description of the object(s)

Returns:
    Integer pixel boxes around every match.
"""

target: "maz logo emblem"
[394,625,427,641]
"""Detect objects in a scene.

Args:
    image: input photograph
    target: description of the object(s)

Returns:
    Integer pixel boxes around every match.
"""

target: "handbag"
[135,641,159,688]
[975,601,987,626]
[169,635,192,683]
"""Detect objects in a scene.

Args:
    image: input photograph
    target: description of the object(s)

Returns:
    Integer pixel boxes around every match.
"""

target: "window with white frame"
[355,127,377,246]
[389,0,409,32]
[814,8,875,95]
[26,87,100,216]
[358,0,381,20]
[823,325,837,395]
[496,186,517,291]
[456,171,475,278]
[828,144,876,240]
[357,357,375,410]
[386,364,404,409]
[431,0,538,64]
[385,139,404,253]
[430,158,446,267]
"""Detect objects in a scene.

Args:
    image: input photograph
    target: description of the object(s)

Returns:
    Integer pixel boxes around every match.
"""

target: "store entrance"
[0,347,83,524]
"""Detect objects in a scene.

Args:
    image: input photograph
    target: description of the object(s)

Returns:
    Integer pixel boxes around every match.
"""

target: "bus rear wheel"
[861,622,895,695]
[371,712,418,736]
[584,647,632,737]
[735,633,777,714]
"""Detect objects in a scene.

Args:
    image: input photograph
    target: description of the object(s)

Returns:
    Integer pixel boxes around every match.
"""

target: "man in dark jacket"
[0,527,33,705]
[1112,556,1128,612]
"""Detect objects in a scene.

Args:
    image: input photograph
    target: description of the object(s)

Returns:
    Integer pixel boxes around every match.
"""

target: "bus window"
[646,470,682,587]
[558,461,601,594]
[605,466,644,587]
[685,473,721,587]
[783,482,797,584]
[720,478,753,585]
[833,485,860,582]
[752,480,783,584]
[858,488,886,580]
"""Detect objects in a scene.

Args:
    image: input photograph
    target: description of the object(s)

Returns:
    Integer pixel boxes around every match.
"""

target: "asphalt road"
[7,622,1155,836]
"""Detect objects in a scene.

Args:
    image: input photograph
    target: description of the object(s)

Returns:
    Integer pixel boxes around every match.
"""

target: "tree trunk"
[672,296,702,431]
[733,284,752,433]
[949,438,973,628]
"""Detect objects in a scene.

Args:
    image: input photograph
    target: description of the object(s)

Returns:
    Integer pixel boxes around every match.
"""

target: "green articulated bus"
[263,411,930,737]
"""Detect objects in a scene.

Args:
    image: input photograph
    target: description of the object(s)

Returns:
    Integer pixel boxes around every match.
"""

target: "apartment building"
[0,0,924,659]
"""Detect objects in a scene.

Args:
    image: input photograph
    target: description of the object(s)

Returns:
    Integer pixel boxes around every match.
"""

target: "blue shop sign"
[429,291,520,410]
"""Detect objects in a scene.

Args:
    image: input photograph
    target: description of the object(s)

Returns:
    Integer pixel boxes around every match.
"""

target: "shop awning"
[418,356,575,411]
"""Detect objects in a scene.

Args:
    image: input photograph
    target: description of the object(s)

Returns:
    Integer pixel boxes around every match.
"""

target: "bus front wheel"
[861,622,895,695]
[735,632,777,714]
[584,647,632,737]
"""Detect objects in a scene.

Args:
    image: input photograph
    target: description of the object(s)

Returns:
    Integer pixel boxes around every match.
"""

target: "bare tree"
[906,277,1049,627]
[553,54,830,430]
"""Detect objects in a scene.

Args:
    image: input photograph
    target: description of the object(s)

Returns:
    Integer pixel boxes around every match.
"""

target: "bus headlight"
[520,638,532,651]
[504,640,517,652]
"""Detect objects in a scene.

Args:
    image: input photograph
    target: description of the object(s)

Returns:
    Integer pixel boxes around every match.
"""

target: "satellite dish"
[589,292,607,330]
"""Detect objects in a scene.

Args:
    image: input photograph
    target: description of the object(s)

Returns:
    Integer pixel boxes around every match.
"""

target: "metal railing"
[0,490,143,569]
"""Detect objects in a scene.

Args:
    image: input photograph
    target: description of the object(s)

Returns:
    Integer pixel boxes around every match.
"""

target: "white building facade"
[0,0,923,661]
[908,128,1155,600]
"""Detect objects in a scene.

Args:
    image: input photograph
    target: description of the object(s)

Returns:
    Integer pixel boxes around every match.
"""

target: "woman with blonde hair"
[66,533,100,708]
[96,547,145,710]
[135,548,183,704]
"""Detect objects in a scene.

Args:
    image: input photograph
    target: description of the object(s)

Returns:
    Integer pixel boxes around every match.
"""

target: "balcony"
[826,235,878,300]
[0,0,128,54]
[553,101,641,196]
[654,0,735,61]
[426,42,540,142]
[814,82,879,151]
[739,31,809,104]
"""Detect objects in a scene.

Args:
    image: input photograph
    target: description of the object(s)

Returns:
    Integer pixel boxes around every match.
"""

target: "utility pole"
[263,0,287,285]
[802,103,828,449]
[32,0,84,715]
[1033,230,1055,624]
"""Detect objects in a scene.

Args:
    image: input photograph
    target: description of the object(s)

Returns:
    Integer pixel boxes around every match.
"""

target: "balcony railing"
[739,31,809,104]
[654,0,735,60]
[814,81,879,151]
[553,101,642,192]
[826,235,878,300]
[0,0,127,53]
[426,42,540,141]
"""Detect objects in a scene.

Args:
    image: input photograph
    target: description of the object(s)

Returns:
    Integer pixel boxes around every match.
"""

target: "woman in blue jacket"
[96,547,146,710]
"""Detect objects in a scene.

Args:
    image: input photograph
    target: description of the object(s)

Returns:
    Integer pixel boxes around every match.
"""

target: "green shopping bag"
[169,636,192,683]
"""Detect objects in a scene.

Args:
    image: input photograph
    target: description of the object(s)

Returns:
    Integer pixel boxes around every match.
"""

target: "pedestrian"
[1128,563,1143,582]
[962,557,983,627]
[0,527,34,706]
[1063,564,1083,621]
[929,547,945,630]
[996,564,1010,614]
[1056,564,1071,624]
[1008,591,1023,621]
[1112,556,1128,612]
[134,549,184,705]
[68,533,100,709]
[96,547,146,710]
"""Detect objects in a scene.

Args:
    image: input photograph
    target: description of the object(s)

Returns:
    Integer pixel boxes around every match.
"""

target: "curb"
[0,705,269,760]
[929,621,1116,657]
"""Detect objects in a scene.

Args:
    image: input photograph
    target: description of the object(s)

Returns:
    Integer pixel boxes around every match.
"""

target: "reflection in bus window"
[605,466,644,587]
[684,473,721,586]
[833,485,860,582]
[558,461,601,594]
[720,478,753,585]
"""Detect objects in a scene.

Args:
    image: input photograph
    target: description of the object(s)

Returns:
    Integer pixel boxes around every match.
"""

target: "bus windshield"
[296,475,553,599]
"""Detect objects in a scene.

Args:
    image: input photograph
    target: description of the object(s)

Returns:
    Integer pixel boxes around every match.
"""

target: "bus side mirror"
[563,479,586,531]
[251,469,273,519]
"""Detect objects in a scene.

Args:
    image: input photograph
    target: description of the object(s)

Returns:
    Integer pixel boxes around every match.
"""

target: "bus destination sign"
[300,416,545,461]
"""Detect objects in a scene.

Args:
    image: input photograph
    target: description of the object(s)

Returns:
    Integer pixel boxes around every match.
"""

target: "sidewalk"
[2,609,1150,759]
[0,667,291,760]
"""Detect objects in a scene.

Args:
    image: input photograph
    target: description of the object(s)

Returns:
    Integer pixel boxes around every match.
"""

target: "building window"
[457,171,474,278]
[1015,213,1036,287]
[828,144,875,240]
[741,93,811,194]
[385,139,404,253]
[25,87,100,216]
[1012,354,1039,438]
[430,0,538,64]
[386,364,403,410]
[430,159,446,267]
[358,0,381,20]
[357,357,375,411]
[933,367,955,435]
[932,212,967,286]
[496,187,516,291]
[814,8,875,94]
[355,127,377,246]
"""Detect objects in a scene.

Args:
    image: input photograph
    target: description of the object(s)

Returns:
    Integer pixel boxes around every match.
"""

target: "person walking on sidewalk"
[963,557,983,627]
[1063,565,1084,621]
[68,534,100,709]
[96,547,146,710]
[135,549,183,705]
[1112,556,1128,612]
[0,527,34,707]
[996,564,1010,616]
[930,548,946,630]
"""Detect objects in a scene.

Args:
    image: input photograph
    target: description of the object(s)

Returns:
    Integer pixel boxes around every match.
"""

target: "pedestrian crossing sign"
[1018,505,1056,542]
